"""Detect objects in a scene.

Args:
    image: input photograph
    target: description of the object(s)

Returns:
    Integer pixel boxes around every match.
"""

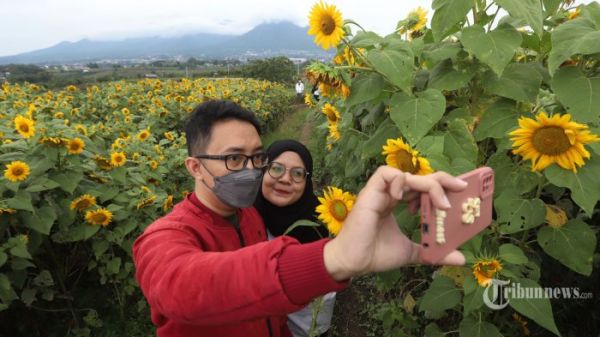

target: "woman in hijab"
[254,139,335,337]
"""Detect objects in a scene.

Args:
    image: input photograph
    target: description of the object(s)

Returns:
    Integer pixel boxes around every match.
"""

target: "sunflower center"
[78,200,90,209]
[19,124,29,132]
[394,150,419,174]
[92,213,107,223]
[329,200,348,221]
[320,15,336,35]
[12,167,24,176]
[532,126,572,155]
[326,110,337,122]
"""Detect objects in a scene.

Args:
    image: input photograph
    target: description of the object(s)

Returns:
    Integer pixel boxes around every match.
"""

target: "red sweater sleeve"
[133,227,347,326]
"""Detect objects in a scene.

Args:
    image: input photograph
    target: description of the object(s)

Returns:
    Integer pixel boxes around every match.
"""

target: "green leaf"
[29,158,55,176]
[21,288,37,306]
[424,323,444,337]
[346,73,385,107]
[548,16,600,75]
[428,59,475,91]
[544,155,600,215]
[419,276,462,314]
[483,63,542,102]
[537,219,596,276]
[421,42,462,65]
[33,270,54,287]
[543,0,561,18]
[106,257,122,275]
[9,244,31,260]
[25,177,61,193]
[351,31,384,48]
[5,190,33,212]
[0,252,7,268]
[389,89,446,144]
[50,170,84,194]
[496,0,544,36]
[444,119,478,163]
[22,206,56,235]
[462,276,485,315]
[431,0,472,42]
[458,316,502,337]
[551,67,600,123]
[495,189,545,234]
[474,99,518,141]
[0,273,10,291]
[360,119,400,160]
[499,243,528,265]
[367,47,414,93]
[110,167,127,184]
[461,24,522,76]
[509,278,561,336]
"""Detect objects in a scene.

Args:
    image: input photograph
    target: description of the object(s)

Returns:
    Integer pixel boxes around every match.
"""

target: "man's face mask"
[202,166,264,208]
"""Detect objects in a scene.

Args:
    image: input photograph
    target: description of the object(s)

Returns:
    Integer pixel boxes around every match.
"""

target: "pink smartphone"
[419,166,494,264]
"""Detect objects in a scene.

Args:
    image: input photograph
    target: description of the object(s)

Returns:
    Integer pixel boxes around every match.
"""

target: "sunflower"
[316,186,356,236]
[14,115,35,139]
[149,160,159,170]
[404,7,428,33]
[163,195,174,213]
[308,1,345,50]
[322,103,340,123]
[568,8,581,20]
[85,208,113,227]
[0,208,17,215]
[137,129,151,141]
[327,122,341,141]
[94,155,113,170]
[472,257,502,287]
[137,195,157,210]
[509,112,600,172]
[74,124,88,136]
[382,138,434,175]
[164,132,175,141]
[110,152,127,167]
[39,137,66,147]
[66,138,85,154]
[304,93,314,107]
[4,161,30,182]
[66,85,77,92]
[70,194,97,212]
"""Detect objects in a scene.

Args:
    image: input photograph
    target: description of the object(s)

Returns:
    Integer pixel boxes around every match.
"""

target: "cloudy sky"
[0,0,427,56]
[0,0,591,57]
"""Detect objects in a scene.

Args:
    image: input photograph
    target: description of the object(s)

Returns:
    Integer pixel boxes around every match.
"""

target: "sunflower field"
[0,78,291,335]
[306,0,600,336]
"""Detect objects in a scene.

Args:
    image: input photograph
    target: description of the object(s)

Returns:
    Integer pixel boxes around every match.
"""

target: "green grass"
[262,105,311,147]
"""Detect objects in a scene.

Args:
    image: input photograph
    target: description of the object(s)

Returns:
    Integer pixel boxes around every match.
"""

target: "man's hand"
[323,166,468,281]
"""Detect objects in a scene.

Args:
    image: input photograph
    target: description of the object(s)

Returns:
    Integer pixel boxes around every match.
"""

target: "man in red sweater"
[133,100,466,337]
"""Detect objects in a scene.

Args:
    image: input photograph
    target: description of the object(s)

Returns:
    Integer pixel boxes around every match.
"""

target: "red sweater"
[133,192,347,337]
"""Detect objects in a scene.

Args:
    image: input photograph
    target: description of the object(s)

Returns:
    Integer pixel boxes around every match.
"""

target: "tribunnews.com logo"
[483,278,594,310]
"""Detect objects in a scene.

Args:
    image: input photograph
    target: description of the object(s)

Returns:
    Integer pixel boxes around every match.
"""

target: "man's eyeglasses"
[195,153,268,171]
[266,162,309,183]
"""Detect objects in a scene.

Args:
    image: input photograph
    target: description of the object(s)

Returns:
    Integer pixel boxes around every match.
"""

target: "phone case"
[419,166,494,264]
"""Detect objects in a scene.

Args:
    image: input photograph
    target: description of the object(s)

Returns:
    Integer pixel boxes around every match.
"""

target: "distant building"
[145,74,159,79]
[289,57,307,64]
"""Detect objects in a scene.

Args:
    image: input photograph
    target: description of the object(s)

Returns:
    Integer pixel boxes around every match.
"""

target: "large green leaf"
[509,278,561,336]
[499,243,528,265]
[346,73,385,107]
[537,219,596,276]
[49,170,84,194]
[544,154,600,215]
[496,0,544,36]
[474,99,518,141]
[458,316,502,337]
[421,42,462,65]
[551,67,600,123]
[22,206,56,235]
[462,276,485,315]
[443,119,478,164]
[461,24,522,76]
[360,120,400,160]
[482,63,542,102]
[548,15,600,75]
[495,189,545,234]
[431,0,472,42]
[428,59,475,91]
[389,89,446,144]
[367,47,414,93]
[419,276,462,314]
[5,190,33,212]
[351,31,384,48]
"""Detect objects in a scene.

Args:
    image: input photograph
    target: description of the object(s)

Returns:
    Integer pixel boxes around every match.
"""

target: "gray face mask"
[205,168,264,208]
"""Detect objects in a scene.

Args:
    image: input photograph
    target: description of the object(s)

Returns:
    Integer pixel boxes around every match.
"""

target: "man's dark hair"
[184,100,261,156]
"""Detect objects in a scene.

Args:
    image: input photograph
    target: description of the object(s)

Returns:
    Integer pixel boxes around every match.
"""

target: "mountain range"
[0,22,333,65]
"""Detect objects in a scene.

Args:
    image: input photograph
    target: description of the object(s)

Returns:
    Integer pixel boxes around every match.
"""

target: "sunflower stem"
[487,6,500,32]
[344,20,367,32]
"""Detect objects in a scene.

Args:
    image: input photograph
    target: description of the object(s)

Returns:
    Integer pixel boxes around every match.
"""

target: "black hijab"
[254,140,328,243]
